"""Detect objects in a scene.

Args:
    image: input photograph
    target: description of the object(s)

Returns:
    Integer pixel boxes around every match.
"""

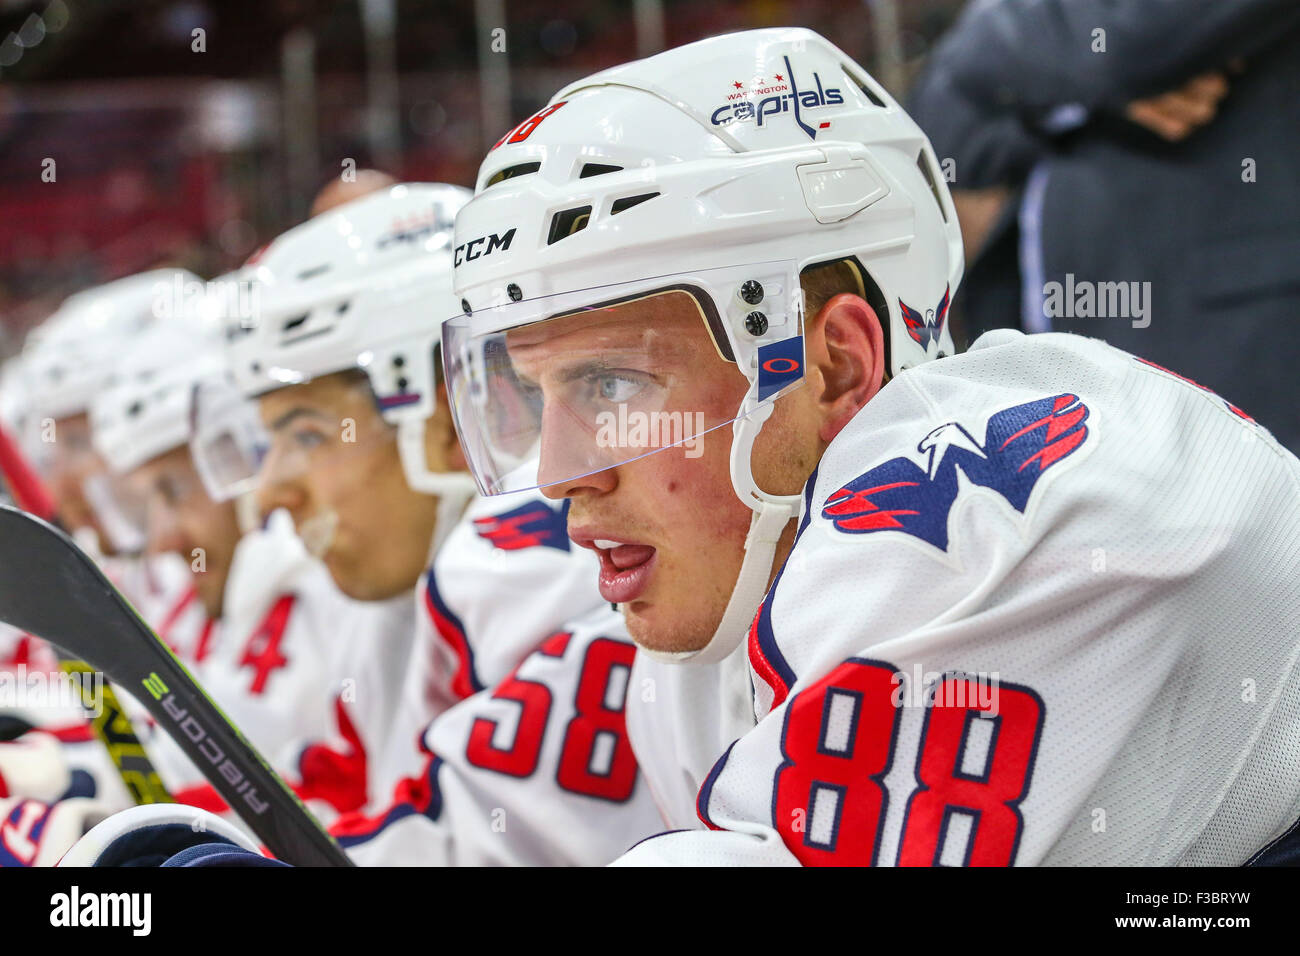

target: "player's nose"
[253,443,307,518]
[538,464,617,501]
[146,509,185,557]
[254,475,306,523]
[535,405,618,499]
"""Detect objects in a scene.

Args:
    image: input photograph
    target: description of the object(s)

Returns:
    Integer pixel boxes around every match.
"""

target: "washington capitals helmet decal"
[472,498,571,552]
[899,285,950,349]
[822,393,1090,551]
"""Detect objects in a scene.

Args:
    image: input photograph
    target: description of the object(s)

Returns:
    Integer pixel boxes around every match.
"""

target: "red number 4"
[773,658,1044,866]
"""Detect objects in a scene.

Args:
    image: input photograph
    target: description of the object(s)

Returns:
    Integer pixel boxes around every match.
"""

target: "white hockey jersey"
[0,623,140,813]
[334,605,664,865]
[376,492,602,792]
[335,489,670,865]
[118,512,414,822]
[617,330,1300,866]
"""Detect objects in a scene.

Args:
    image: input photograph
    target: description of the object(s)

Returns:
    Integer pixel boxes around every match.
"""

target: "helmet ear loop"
[233,491,262,536]
[395,416,477,560]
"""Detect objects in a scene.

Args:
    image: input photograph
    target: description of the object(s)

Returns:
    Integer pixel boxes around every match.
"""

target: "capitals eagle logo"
[473,499,571,552]
[899,286,951,350]
[822,393,1090,551]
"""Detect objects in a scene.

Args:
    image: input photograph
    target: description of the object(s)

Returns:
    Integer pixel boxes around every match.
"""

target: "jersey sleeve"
[165,555,414,822]
[621,335,1300,866]
[330,606,664,865]
[280,591,416,820]
[0,796,114,867]
[375,491,603,804]
[418,493,600,709]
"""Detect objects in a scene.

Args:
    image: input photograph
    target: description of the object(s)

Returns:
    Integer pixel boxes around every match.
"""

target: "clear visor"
[443,261,805,495]
[190,377,271,503]
[127,458,216,557]
[34,413,140,552]
[193,367,400,556]
[81,471,149,554]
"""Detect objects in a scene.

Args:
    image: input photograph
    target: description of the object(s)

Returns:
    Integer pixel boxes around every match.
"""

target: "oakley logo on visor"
[757,336,804,400]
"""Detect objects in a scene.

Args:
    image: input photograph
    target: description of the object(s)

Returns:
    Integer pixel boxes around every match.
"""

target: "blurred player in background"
[210,181,662,863]
[87,295,398,823]
[20,271,196,601]
[0,271,196,863]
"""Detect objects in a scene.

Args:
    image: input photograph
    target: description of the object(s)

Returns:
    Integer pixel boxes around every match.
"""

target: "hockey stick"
[0,421,171,806]
[0,505,353,866]
[59,659,174,805]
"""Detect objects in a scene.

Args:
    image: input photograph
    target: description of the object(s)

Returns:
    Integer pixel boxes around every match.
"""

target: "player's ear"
[431,382,468,473]
[804,293,885,443]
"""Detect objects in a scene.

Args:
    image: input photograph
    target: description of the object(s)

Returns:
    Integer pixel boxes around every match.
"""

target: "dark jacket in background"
[912,0,1300,450]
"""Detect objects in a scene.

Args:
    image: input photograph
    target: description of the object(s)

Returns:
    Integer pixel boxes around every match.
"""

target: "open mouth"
[586,537,657,605]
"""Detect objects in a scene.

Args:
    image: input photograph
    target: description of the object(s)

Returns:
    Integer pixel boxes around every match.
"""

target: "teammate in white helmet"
[443,28,1300,865]
[87,291,393,822]
[20,271,195,618]
[0,273,198,829]
[213,182,661,863]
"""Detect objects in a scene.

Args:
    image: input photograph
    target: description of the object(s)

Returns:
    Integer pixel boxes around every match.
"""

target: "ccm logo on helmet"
[454,228,517,267]
[710,56,843,140]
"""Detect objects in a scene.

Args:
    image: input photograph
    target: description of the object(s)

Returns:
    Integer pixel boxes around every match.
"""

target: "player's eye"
[592,371,650,404]
[290,427,329,451]
[157,477,184,506]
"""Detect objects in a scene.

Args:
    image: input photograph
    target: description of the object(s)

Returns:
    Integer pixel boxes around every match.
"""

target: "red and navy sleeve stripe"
[331,731,445,849]
[748,467,818,709]
[423,567,483,700]
[695,739,739,831]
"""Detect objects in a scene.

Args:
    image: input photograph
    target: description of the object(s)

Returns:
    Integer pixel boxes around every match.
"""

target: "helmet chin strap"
[396,417,478,560]
[233,491,261,536]
[637,398,801,666]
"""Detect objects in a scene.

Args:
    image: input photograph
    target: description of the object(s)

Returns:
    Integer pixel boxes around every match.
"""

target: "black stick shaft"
[0,506,352,866]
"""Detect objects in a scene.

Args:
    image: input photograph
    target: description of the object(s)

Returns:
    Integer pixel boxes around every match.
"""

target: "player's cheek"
[662,450,739,580]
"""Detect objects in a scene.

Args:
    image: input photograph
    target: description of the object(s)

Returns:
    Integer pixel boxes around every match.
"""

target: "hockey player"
[1,272,200,819]
[442,28,1300,865]
[19,271,199,623]
[213,182,662,863]
[88,299,399,819]
[54,182,662,867]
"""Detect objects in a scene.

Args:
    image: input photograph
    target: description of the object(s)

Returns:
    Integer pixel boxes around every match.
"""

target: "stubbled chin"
[322,550,356,595]
[622,601,714,656]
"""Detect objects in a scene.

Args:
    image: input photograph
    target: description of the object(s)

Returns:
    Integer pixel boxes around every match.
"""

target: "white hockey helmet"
[223,183,474,506]
[22,269,200,424]
[443,28,963,663]
[90,308,226,477]
[20,269,202,551]
[88,305,251,548]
